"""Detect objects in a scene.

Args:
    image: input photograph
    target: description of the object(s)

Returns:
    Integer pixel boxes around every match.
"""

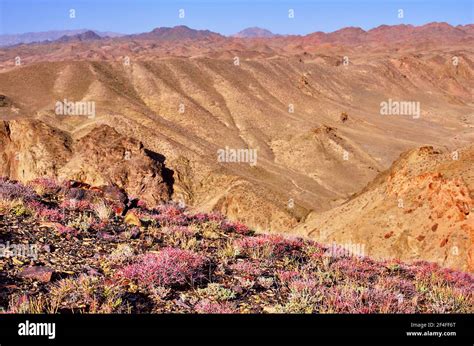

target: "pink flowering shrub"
[409,261,474,291]
[136,200,147,208]
[56,224,79,237]
[154,204,184,216]
[60,199,91,211]
[191,212,223,223]
[194,299,235,313]
[289,279,320,296]
[91,220,109,231]
[162,226,195,236]
[230,260,265,278]
[28,178,60,195]
[331,257,385,281]
[148,204,189,226]
[234,234,303,259]
[192,213,208,223]
[118,248,209,288]
[0,179,37,202]
[28,201,64,222]
[436,268,474,289]
[220,220,252,235]
[277,270,301,285]
[36,207,64,222]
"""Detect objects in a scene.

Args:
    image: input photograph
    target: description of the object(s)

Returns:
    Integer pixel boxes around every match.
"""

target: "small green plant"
[149,286,171,304]
[109,244,135,264]
[10,203,31,217]
[67,213,94,232]
[93,200,113,221]
[217,240,238,259]
[277,279,322,313]
[197,283,236,302]
[7,294,46,314]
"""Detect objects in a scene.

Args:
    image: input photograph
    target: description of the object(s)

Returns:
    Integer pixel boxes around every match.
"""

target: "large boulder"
[59,125,172,205]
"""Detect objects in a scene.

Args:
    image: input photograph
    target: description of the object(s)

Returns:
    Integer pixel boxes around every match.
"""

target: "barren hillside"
[293,145,474,271]
[0,23,473,270]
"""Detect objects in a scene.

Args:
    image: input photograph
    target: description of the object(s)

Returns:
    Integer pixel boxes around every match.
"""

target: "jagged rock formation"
[58,125,172,204]
[0,120,172,204]
[293,145,474,272]
[0,120,72,180]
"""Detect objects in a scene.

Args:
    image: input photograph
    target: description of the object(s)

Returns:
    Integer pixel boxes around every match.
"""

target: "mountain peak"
[234,27,275,38]
[57,30,102,43]
[138,25,223,40]
[151,25,191,33]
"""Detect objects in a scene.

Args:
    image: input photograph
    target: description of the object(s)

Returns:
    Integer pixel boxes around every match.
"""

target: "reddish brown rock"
[58,125,172,206]
[18,266,54,283]
[296,145,474,272]
[340,112,348,122]
[0,120,172,206]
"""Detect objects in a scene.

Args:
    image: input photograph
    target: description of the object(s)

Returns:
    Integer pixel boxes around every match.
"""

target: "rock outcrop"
[0,120,73,181]
[0,120,172,205]
[293,145,474,272]
[59,125,172,204]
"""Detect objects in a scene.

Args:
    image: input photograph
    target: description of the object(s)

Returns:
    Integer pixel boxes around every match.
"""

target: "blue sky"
[0,0,472,35]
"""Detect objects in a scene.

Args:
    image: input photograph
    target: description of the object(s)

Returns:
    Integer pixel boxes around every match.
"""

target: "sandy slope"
[293,146,474,271]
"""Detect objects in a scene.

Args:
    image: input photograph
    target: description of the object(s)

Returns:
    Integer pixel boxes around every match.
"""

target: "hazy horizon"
[0,0,472,36]
[0,20,473,38]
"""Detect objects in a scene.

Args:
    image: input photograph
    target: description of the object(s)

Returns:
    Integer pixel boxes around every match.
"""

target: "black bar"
[0,314,472,345]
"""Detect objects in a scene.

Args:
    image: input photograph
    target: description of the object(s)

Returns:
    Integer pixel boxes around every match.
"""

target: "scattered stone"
[101,185,128,205]
[125,211,141,227]
[340,112,348,122]
[18,266,54,283]
[0,95,10,107]
[98,231,116,240]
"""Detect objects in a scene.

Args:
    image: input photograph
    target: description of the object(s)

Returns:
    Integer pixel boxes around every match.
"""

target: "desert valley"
[0,20,473,314]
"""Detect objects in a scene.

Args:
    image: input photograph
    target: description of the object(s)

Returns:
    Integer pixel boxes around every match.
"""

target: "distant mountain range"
[2,22,473,47]
[131,25,224,41]
[56,30,103,43]
[0,29,123,47]
[300,22,474,45]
